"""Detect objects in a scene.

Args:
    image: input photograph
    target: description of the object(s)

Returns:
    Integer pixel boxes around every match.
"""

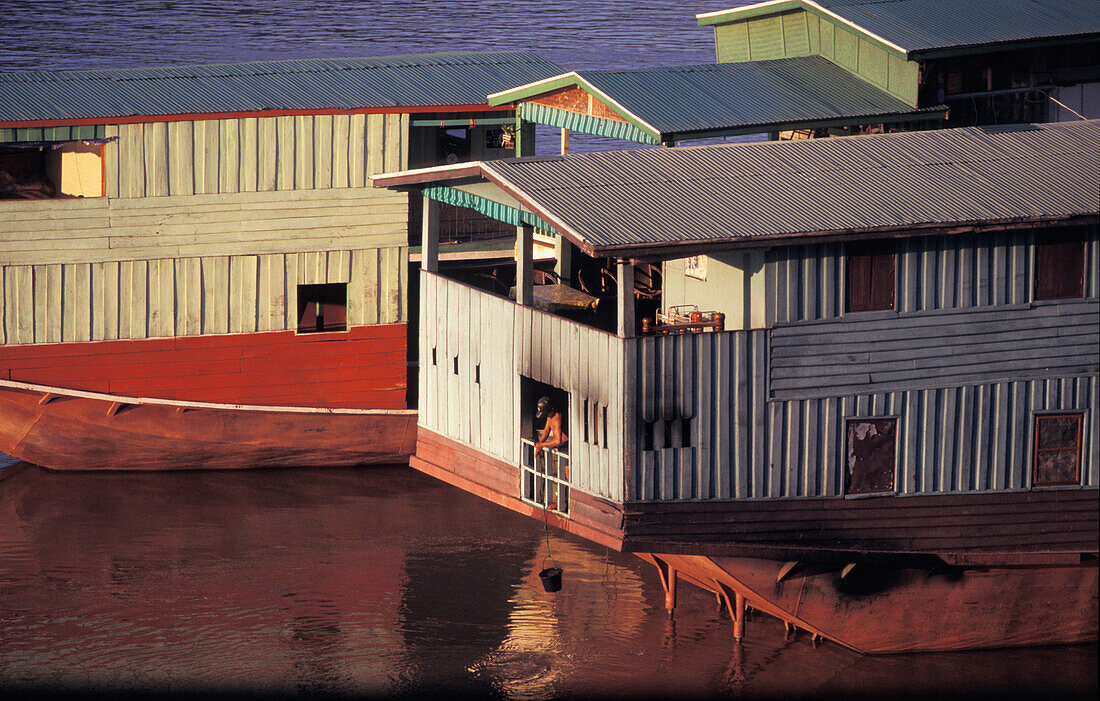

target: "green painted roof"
[0,51,563,126]
[491,56,945,143]
[698,1,1100,57]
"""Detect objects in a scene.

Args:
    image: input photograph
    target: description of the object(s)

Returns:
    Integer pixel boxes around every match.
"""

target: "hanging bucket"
[539,564,563,593]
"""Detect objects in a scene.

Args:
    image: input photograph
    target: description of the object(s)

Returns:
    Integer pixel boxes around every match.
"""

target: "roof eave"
[591,213,1099,261]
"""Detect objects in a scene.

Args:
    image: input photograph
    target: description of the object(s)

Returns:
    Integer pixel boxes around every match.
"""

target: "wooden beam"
[422,195,440,273]
[617,259,635,337]
[517,223,534,306]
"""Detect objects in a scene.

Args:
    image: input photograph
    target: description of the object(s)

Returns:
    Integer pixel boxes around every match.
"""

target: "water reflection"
[0,462,1095,699]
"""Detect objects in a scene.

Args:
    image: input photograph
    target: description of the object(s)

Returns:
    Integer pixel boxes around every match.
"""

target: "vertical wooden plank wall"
[418,273,625,502]
[0,250,405,343]
[1,112,411,343]
[711,9,918,104]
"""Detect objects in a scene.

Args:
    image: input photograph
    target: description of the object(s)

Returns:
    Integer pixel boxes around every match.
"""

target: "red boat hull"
[0,380,416,470]
[641,552,1099,654]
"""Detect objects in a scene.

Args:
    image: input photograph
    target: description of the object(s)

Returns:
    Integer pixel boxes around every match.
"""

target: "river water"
[0,1,1096,698]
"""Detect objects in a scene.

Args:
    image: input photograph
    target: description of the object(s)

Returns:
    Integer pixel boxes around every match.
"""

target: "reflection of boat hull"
[640,552,1099,654]
[0,380,417,470]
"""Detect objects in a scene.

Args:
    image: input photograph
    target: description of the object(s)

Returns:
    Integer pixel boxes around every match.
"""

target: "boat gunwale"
[0,378,417,416]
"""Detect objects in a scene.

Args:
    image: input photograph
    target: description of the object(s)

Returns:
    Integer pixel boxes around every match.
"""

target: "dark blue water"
[0,2,1096,699]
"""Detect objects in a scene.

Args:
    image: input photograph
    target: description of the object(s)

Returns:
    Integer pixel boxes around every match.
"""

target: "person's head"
[536,396,555,418]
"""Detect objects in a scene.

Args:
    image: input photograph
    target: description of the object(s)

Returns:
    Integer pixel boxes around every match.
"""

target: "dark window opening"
[1033,414,1083,486]
[1035,229,1086,300]
[846,418,897,495]
[680,418,692,448]
[846,240,896,313]
[583,399,590,443]
[453,356,459,375]
[296,283,347,333]
[431,347,437,366]
[601,406,608,449]
[643,421,655,451]
[591,403,599,447]
[475,364,480,384]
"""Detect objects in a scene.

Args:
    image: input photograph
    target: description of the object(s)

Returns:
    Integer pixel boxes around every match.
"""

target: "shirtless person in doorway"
[533,396,567,458]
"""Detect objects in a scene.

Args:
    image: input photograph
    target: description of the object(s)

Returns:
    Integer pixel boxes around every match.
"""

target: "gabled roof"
[488,56,945,143]
[0,51,563,127]
[375,120,1100,258]
[697,0,1100,58]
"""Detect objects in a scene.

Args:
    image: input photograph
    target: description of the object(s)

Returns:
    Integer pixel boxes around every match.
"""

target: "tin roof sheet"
[472,120,1100,256]
[701,1,1100,56]
[0,51,563,124]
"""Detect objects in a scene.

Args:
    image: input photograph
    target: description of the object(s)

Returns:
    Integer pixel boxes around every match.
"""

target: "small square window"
[846,240,896,313]
[297,283,347,333]
[1035,229,1085,300]
[846,418,897,495]
[1033,414,1083,485]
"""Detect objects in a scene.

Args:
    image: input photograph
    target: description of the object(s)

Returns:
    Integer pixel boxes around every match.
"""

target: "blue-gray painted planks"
[769,298,1100,400]
[628,326,1096,500]
[0,52,563,124]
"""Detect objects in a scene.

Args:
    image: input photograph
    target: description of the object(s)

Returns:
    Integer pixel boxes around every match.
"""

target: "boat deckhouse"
[487,56,947,147]
[698,0,1100,126]
[0,51,564,470]
[375,120,1100,653]
[0,51,560,411]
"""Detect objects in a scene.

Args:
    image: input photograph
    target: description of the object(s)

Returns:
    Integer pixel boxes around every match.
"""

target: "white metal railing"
[519,438,570,515]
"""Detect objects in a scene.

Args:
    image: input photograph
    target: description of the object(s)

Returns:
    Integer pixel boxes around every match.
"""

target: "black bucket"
[539,566,563,593]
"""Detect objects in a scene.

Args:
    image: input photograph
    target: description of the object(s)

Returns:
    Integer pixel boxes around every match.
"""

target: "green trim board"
[1,125,106,143]
[521,103,661,145]
[423,184,559,234]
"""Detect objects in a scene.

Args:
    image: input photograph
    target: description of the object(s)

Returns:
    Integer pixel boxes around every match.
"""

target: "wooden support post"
[617,259,635,337]
[554,236,572,284]
[652,556,678,617]
[515,110,536,158]
[733,591,746,642]
[560,127,569,155]
[517,223,534,307]
[422,195,440,273]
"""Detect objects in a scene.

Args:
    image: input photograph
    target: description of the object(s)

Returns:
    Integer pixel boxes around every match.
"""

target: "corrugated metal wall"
[0,248,406,344]
[626,330,1097,501]
[418,272,625,502]
[767,227,1100,325]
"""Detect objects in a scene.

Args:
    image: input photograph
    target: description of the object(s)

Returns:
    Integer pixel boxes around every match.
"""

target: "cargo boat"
[374,119,1099,652]
[0,51,560,469]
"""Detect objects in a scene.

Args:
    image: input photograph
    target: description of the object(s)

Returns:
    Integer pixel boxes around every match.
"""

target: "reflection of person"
[533,396,567,457]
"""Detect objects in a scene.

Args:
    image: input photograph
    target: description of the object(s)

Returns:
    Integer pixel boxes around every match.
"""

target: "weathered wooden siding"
[0,247,406,344]
[0,187,407,267]
[712,9,918,104]
[766,228,1100,325]
[102,113,408,198]
[770,298,1099,399]
[626,330,1098,501]
[418,272,625,502]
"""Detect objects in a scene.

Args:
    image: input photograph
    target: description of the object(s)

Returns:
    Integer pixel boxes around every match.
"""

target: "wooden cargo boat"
[375,119,1100,653]
[0,51,560,470]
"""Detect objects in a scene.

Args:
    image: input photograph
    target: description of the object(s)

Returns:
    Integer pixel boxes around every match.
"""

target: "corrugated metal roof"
[573,56,943,138]
[702,1,1100,56]
[0,51,563,124]
[478,120,1100,256]
[815,0,1100,55]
